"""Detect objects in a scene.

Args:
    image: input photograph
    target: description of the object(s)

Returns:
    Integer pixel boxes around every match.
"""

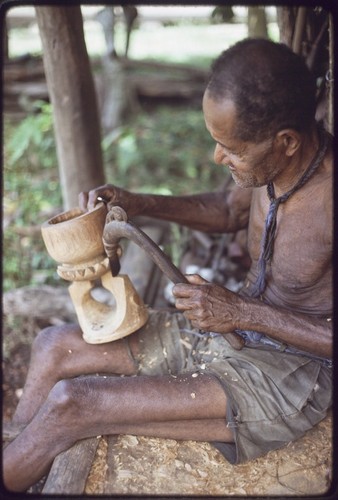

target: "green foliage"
[103,106,227,194]
[4,102,228,292]
[4,103,63,292]
[7,100,56,169]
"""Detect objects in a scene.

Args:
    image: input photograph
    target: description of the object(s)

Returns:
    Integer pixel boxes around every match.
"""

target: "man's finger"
[78,192,89,211]
[87,190,102,210]
[185,274,209,285]
[172,283,195,298]
[174,298,195,310]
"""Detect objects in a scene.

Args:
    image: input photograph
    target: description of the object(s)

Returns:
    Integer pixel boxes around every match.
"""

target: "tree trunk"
[35,6,105,210]
[247,7,268,39]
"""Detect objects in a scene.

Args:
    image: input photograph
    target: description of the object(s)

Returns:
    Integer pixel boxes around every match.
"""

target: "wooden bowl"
[41,203,107,266]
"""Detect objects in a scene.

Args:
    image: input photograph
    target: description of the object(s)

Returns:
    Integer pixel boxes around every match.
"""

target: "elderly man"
[4,38,332,492]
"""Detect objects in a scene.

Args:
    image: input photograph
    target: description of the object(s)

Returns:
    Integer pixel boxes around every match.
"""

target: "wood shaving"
[85,412,332,496]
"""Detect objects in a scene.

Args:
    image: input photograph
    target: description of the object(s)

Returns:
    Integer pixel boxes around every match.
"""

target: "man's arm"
[79,184,252,234]
[239,295,332,359]
[173,275,332,359]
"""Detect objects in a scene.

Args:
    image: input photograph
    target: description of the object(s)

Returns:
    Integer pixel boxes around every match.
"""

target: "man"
[4,38,332,492]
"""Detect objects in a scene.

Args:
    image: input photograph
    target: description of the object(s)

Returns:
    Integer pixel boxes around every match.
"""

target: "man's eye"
[220,145,235,155]
[229,150,241,157]
[225,146,240,156]
[218,143,244,159]
[232,149,246,159]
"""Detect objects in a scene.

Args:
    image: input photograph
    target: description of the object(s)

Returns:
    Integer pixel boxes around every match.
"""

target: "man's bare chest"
[247,189,332,292]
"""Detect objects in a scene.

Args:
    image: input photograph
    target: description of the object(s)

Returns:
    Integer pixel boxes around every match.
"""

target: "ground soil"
[3,316,42,423]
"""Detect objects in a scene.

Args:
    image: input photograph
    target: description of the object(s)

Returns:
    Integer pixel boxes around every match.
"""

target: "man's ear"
[275,129,301,157]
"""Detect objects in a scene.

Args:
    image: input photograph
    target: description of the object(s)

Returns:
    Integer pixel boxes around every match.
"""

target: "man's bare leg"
[12,323,140,425]
[4,373,233,492]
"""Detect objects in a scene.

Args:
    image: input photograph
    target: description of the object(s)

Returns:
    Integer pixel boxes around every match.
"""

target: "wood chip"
[84,413,332,496]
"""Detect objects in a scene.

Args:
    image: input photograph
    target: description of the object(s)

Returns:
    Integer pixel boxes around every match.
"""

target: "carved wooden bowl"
[41,203,107,266]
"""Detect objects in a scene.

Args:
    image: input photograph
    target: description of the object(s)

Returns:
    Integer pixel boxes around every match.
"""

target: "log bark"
[35,6,105,210]
[43,438,100,494]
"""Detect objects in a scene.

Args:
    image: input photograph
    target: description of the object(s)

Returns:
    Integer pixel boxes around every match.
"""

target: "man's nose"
[214,143,229,165]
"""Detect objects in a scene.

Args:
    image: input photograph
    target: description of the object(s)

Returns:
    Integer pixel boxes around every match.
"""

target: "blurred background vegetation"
[3,5,279,292]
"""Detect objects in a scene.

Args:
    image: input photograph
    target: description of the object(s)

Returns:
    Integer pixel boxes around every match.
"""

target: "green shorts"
[135,310,332,464]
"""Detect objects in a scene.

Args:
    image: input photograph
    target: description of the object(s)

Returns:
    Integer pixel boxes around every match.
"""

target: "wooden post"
[3,18,9,61]
[328,14,334,135]
[35,6,105,209]
[247,7,268,39]
[292,7,307,55]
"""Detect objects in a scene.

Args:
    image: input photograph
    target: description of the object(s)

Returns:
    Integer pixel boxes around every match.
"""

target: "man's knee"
[36,379,85,444]
[45,379,83,423]
[32,325,64,358]
[47,379,73,408]
[45,377,98,437]
[31,324,80,370]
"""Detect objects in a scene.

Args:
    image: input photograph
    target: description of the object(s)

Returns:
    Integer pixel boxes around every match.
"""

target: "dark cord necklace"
[251,126,330,299]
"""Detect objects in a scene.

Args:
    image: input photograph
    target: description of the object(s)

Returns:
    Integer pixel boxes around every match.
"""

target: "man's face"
[203,92,283,188]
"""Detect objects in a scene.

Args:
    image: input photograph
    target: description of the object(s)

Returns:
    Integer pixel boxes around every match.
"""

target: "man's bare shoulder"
[227,184,253,230]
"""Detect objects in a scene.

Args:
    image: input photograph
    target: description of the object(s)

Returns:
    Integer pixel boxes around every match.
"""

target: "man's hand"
[172,274,243,334]
[79,184,140,216]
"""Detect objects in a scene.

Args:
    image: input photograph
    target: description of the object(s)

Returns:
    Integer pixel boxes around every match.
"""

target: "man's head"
[205,38,317,143]
[203,38,317,188]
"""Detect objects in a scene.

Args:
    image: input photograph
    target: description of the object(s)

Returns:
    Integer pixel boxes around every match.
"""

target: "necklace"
[251,126,330,298]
